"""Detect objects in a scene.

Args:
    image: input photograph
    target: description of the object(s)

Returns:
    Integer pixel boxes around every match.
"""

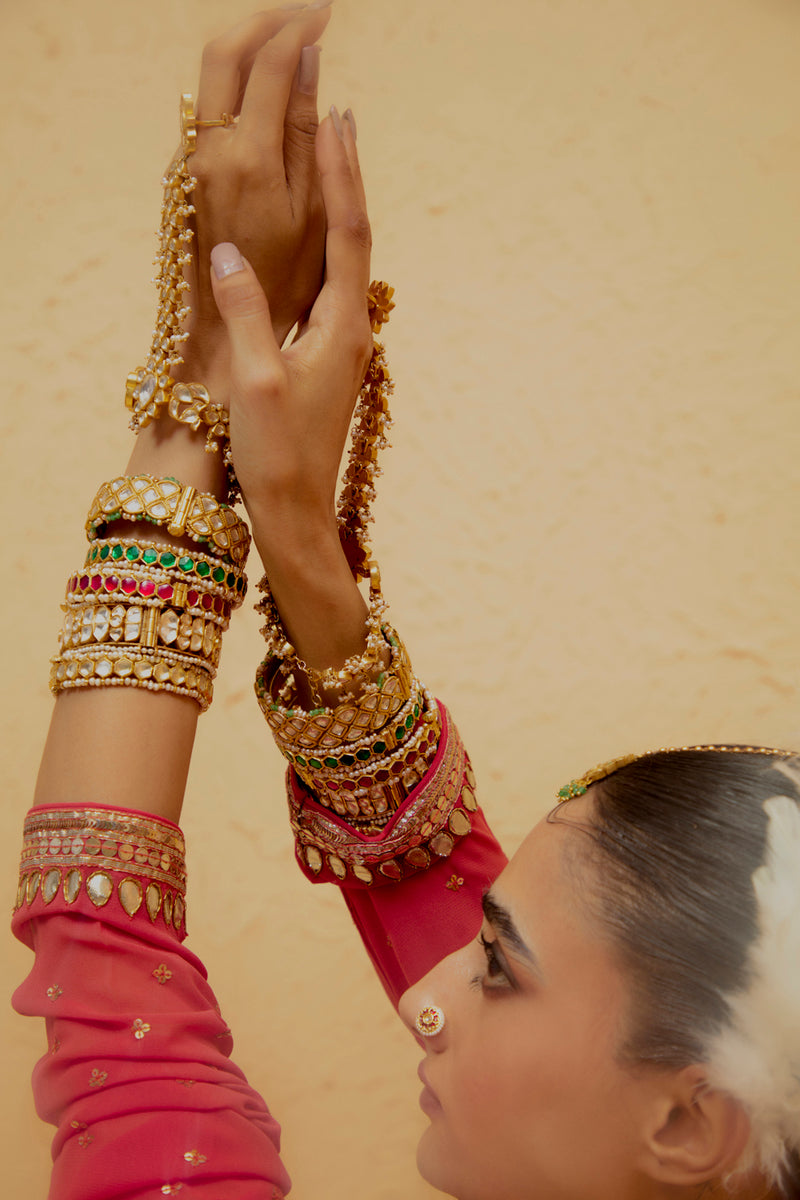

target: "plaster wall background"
[2,0,799,1196]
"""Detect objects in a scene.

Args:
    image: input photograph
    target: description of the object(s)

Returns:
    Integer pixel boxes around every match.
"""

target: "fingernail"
[343,107,357,141]
[308,0,334,9]
[211,242,244,280]
[330,104,343,139]
[280,3,306,10]
[298,45,321,95]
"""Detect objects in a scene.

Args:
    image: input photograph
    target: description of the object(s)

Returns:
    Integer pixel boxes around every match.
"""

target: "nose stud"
[415,1005,446,1037]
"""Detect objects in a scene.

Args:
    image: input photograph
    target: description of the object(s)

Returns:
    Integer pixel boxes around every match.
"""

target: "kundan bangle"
[86,475,250,567]
[57,603,224,663]
[51,644,215,709]
[85,539,247,601]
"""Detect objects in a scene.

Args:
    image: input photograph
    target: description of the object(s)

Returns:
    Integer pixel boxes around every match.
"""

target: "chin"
[416,1127,460,1197]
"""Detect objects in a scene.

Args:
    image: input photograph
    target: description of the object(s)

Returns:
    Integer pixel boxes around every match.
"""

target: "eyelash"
[471,931,515,994]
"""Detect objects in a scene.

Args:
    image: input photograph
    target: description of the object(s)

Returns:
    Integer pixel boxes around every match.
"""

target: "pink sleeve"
[285,702,509,1008]
[12,805,291,1200]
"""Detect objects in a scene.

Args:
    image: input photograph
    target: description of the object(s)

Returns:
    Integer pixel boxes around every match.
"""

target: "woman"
[11,7,800,1199]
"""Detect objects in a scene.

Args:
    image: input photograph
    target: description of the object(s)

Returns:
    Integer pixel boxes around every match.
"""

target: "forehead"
[491,799,622,993]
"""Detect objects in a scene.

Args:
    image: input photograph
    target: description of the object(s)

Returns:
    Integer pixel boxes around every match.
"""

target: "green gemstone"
[309,758,322,770]
[196,561,210,577]
[309,708,326,717]
[413,704,420,719]
[236,577,244,591]
[160,552,176,568]
[377,673,386,688]
[99,545,109,560]
[212,567,225,583]
[396,726,405,741]
[324,757,338,769]
[111,545,123,560]
[227,573,236,588]
[341,754,356,766]
[142,549,158,565]
[295,755,307,767]
[355,749,370,762]
[125,546,140,561]
[373,741,386,755]
[178,556,194,573]
[405,714,415,729]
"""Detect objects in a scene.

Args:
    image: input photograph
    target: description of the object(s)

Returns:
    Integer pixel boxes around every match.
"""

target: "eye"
[471,930,516,994]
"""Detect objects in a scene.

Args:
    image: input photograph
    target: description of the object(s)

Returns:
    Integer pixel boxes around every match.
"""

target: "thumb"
[209,243,282,383]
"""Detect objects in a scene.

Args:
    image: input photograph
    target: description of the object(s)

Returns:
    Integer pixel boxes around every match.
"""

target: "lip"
[417,1060,442,1116]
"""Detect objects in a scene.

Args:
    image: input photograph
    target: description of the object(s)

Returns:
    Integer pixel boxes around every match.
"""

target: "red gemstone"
[213,596,223,614]
[406,751,418,764]
[105,576,119,592]
[391,761,404,774]
[157,584,173,601]
[90,575,102,591]
[222,602,230,620]
[201,593,213,611]
[72,576,81,592]
[375,770,390,783]
[187,589,199,607]
[121,578,137,595]
[358,776,372,789]
[326,781,339,791]
[342,780,357,791]
[139,580,156,598]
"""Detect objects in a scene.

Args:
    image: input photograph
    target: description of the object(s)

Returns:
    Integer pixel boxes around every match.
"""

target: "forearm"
[33,422,226,826]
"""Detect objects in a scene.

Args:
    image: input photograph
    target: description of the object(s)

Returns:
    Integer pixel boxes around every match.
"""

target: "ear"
[639,1065,751,1189]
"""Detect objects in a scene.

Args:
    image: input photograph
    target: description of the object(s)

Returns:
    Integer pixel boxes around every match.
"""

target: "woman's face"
[399,799,661,1200]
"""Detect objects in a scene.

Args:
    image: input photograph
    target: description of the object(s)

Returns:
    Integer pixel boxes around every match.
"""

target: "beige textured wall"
[3,0,800,1196]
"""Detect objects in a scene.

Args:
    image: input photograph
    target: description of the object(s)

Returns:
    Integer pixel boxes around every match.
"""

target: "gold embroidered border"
[15,808,187,931]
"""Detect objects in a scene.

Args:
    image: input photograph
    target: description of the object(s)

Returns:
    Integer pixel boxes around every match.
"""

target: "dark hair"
[551,749,800,1193]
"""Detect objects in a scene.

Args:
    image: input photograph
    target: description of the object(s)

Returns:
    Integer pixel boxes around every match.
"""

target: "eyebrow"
[482,890,545,981]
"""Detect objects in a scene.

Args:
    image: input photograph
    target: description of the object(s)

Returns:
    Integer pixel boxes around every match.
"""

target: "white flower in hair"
[710,777,800,1187]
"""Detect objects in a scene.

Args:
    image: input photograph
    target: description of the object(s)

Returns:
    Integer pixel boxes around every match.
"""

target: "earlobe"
[640,1065,751,1189]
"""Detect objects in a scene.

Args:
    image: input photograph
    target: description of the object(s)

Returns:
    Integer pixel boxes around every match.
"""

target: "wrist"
[125,420,228,500]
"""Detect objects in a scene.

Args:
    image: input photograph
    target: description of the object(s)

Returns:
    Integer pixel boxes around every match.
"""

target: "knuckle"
[345,210,372,252]
[236,361,284,403]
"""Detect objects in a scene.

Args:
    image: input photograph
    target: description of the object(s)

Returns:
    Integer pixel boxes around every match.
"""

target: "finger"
[209,243,284,393]
[313,112,371,312]
[238,5,333,157]
[341,108,367,214]
[284,43,323,198]
[195,9,299,123]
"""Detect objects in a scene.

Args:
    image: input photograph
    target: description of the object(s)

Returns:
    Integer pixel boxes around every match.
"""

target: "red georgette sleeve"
[284,701,509,1008]
[11,804,291,1200]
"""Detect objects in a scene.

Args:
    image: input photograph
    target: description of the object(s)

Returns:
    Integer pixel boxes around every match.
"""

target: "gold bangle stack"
[50,487,249,709]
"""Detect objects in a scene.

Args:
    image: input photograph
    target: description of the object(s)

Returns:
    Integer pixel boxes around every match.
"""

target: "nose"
[398,938,475,1051]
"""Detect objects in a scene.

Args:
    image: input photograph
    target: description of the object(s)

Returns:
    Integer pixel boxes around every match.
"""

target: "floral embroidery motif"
[175,1079,196,1088]
[132,1018,151,1039]
[89,1069,108,1087]
[78,1133,94,1148]
[161,1186,184,1196]
[153,963,173,984]
[46,984,63,1001]
[50,1037,62,1055]
[184,1149,207,1166]
[446,874,465,891]
[70,1121,88,1131]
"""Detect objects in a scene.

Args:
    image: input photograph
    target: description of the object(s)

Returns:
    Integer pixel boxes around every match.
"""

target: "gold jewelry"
[58,603,224,662]
[557,744,798,801]
[84,538,247,601]
[337,285,395,582]
[51,644,215,709]
[415,1006,445,1037]
[290,705,476,885]
[86,475,250,567]
[126,93,240,498]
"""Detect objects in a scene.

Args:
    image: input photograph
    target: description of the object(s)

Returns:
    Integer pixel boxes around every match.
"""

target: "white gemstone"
[159,610,179,645]
[93,607,110,641]
[124,607,142,642]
